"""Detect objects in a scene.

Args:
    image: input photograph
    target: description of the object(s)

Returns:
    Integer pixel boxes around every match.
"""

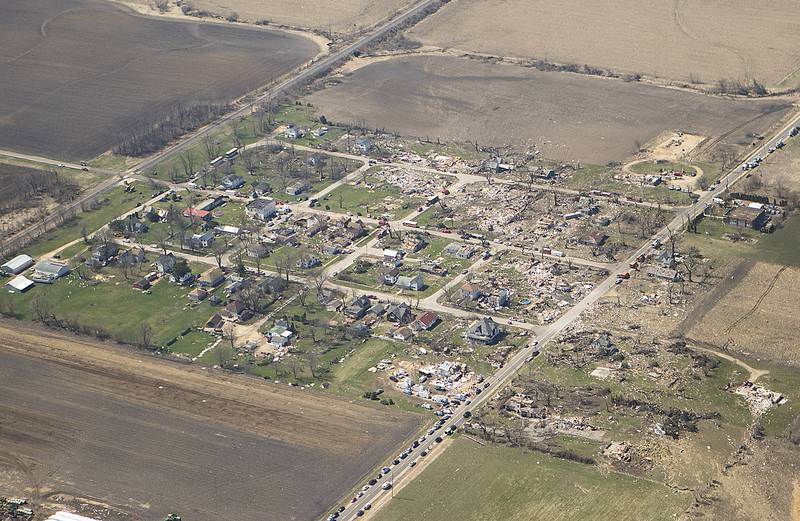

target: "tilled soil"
[0,0,318,161]
[0,321,421,521]
[307,55,791,164]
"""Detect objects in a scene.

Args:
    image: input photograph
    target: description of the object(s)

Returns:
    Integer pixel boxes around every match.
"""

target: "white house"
[245,198,277,221]
[396,274,425,291]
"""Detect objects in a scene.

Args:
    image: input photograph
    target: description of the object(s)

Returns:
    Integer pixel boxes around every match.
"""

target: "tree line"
[114,103,232,157]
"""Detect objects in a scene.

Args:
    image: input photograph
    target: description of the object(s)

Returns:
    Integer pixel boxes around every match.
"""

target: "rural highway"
[339,111,800,520]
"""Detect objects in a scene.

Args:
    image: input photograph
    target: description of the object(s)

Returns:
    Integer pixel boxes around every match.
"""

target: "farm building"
[724,206,767,229]
[5,275,34,293]
[31,261,70,283]
[1,254,34,275]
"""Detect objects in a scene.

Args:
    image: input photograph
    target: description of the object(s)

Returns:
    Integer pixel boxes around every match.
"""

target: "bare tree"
[178,150,195,180]
[308,271,328,298]
[211,241,227,269]
[305,351,319,379]
[682,246,701,282]
[139,323,153,349]
[223,322,237,351]
[297,286,309,307]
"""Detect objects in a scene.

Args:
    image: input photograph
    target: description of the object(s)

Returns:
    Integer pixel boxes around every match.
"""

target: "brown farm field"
[0,321,421,521]
[124,0,415,33]
[307,55,792,164]
[683,262,800,368]
[0,0,319,161]
[407,0,800,88]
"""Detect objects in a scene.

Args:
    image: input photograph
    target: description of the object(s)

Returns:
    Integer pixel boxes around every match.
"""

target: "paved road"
[338,111,800,520]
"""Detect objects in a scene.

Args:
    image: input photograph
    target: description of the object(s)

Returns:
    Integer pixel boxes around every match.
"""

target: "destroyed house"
[724,206,767,229]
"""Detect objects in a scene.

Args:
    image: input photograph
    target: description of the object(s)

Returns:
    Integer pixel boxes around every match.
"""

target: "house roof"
[183,208,210,218]
[394,326,413,338]
[415,311,439,328]
[727,206,764,222]
[387,302,411,316]
[461,282,480,293]
[2,254,34,273]
[206,313,224,328]
[157,253,175,265]
[247,198,275,211]
[33,260,69,276]
[46,511,102,521]
[469,317,499,337]
[226,300,247,313]
[200,268,224,282]
[6,275,34,292]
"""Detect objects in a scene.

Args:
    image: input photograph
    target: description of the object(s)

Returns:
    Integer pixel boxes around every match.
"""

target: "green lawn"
[321,178,421,219]
[0,270,215,346]
[24,183,147,258]
[169,329,217,356]
[565,164,693,206]
[630,161,694,176]
[88,152,135,172]
[682,214,800,267]
[375,438,692,521]
[756,362,800,437]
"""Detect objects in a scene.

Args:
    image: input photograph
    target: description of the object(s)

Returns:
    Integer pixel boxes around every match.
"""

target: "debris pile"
[731,381,787,416]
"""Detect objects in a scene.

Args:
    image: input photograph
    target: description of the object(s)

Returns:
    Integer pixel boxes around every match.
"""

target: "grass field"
[376,438,691,521]
[407,0,800,88]
[0,0,318,161]
[0,269,215,346]
[22,183,147,258]
[682,214,800,267]
[169,329,217,356]
[321,178,421,219]
[308,55,790,164]
[630,161,694,176]
[565,164,694,206]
